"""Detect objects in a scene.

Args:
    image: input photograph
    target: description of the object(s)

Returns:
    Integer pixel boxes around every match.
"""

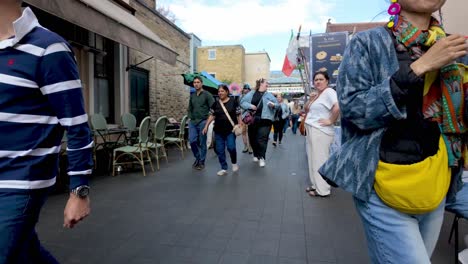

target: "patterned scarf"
[393,16,468,167]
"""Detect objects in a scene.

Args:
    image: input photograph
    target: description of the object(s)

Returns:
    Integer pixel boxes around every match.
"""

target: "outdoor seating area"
[86,113,189,177]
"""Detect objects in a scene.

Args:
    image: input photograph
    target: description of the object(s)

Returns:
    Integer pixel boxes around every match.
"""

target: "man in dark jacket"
[187,76,215,170]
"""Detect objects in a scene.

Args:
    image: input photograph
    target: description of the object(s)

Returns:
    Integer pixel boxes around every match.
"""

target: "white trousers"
[305,125,333,196]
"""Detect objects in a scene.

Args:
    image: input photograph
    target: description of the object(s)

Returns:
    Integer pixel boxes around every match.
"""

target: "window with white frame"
[208,49,216,60]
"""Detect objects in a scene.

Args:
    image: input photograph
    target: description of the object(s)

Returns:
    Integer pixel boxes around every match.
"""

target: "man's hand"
[202,127,208,135]
[63,194,90,228]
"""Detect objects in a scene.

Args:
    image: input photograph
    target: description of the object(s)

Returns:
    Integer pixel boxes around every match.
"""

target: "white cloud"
[165,0,335,41]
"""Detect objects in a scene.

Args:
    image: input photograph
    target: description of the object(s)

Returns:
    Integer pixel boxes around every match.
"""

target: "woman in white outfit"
[304,71,339,197]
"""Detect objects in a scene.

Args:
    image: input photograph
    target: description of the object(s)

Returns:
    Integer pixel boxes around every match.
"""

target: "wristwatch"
[71,185,90,198]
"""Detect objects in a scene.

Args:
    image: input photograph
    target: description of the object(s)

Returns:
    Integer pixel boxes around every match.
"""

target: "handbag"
[374,136,451,214]
[299,113,307,136]
[299,101,312,136]
[219,100,243,136]
[242,111,255,125]
[242,93,265,125]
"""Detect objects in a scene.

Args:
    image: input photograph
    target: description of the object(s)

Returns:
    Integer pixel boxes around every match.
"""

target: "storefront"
[24,0,178,123]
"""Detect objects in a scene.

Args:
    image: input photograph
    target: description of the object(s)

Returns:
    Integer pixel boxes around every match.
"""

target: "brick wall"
[197,45,245,84]
[129,0,191,121]
[245,53,271,88]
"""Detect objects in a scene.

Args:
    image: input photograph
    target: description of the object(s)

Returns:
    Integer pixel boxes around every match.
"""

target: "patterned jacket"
[318,26,467,202]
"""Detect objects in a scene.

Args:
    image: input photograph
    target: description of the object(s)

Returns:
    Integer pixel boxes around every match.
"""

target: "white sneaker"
[217,169,228,176]
[232,164,239,172]
[459,248,468,264]
[259,159,265,167]
[253,157,259,162]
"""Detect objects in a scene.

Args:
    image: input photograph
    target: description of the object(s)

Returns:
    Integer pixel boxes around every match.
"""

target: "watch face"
[77,186,90,197]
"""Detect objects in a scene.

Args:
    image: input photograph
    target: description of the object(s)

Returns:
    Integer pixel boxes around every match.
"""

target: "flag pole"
[295,25,311,102]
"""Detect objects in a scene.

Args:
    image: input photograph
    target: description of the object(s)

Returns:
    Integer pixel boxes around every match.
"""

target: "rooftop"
[269,70,302,84]
[326,21,387,33]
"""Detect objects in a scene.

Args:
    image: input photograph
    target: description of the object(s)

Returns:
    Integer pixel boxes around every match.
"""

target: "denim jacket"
[280,103,291,120]
[318,26,467,202]
[240,91,278,121]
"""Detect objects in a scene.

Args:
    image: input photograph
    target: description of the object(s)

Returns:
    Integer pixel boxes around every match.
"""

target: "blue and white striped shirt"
[0,8,93,191]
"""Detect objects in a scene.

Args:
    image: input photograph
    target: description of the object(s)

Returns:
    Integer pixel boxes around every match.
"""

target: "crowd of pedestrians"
[188,76,308,172]
[184,1,468,263]
[2,0,468,263]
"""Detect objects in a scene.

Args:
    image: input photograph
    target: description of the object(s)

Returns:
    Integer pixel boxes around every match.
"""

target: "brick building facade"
[129,0,191,121]
[197,45,245,84]
[245,52,271,88]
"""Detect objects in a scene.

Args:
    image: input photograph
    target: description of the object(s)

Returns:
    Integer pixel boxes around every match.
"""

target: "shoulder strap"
[219,100,235,127]
[256,92,266,107]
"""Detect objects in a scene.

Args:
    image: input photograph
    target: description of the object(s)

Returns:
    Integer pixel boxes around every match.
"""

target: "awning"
[24,0,178,65]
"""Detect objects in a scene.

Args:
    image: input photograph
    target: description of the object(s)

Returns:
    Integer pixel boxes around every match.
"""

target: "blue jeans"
[282,117,289,133]
[0,189,59,264]
[189,120,207,164]
[446,182,468,218]
[291,114,299,134]
[354,191,445,264]
[214,133,237,170]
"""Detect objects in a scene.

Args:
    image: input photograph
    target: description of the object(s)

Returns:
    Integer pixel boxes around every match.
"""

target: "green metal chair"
[121,113,138,144]
[90,113,109,169]
[90,113,108,147]
[112,116,154,176]
[146,116,169,170]
[121,113,137,131]
[90,113,126,172]
[164,115,188,159]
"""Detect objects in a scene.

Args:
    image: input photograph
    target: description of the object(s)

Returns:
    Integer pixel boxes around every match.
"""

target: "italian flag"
[282,30,298,77]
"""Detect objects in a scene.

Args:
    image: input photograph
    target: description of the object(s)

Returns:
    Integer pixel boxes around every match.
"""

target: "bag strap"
[219,100,235,127]
[256,93,265,108]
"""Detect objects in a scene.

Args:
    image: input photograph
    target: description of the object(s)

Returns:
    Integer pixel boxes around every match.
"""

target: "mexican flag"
[282,30,298,77]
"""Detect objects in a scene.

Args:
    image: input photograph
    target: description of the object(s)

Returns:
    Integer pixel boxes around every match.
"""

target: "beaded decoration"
[387,0,401,28]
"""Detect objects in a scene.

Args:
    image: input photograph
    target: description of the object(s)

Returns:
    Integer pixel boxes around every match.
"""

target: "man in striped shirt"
[0,1,93,263]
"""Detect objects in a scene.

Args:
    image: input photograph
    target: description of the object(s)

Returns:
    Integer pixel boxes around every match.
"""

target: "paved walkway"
[38,131,465,263]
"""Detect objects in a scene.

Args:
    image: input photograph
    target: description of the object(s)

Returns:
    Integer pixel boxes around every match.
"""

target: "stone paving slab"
[37,131,464,263]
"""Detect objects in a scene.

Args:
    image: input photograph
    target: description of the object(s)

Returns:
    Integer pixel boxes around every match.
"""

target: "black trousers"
[248,119,272,159]
[273,119,286,142]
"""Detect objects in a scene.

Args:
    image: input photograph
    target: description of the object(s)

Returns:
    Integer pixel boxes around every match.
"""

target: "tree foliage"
[156,5,177,24]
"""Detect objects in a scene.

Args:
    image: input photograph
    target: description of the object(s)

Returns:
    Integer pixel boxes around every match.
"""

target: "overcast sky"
[158,0,390,70]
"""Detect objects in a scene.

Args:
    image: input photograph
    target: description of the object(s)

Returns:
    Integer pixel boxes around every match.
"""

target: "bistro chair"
[90,113,127,172]
[90,113,109,169]
[90,113,108,149]
[121,113,137,131]
[121,113,138,144]
[90,113,126,147]
[146,116,169,170]
[112,116,154,176]
[164,115,188,159]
